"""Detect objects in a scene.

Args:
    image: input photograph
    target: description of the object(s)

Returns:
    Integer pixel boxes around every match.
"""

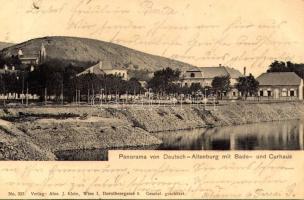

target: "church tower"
[39,43,46,64]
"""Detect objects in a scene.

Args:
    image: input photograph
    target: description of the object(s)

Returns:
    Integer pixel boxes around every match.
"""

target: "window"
[290,90,295,97]
[190,73,195,78]
[267,91,272,96]
[233,92,236,96]
[282,88,287,97]
[184,83,188,87]
[259,90,263,96]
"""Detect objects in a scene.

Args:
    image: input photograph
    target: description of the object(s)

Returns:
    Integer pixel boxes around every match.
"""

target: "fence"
[0,92,302,109]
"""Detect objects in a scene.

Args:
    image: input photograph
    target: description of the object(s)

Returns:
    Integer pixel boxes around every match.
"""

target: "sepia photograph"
[0,0,304,199]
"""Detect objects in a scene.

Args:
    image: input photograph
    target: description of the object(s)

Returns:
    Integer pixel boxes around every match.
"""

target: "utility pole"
[92,84,95,106]
[21,75,24,105]
[61,81,63,105]
[100,88,104,107]
[3,79,6,106]
[78,90,81,105]
[100,89,102,106]
[75,89,77,105]
[180,94,183,110]
[115,91,118,108]
[87,88,90,105]
[204,88,207,110]
[132,89,136,107]
[148,88,151,109]
[26,82,29,107]
[140,91,143,108]
[44,87,47,105]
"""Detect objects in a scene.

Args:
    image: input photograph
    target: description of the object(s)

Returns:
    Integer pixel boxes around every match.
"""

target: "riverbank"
[101,101,304,132]
[1,101,304,160]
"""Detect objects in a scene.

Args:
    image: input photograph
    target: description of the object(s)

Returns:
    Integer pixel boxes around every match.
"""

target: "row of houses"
[181,65,303,100]
[79,62,303,101]
[1,43,303,100]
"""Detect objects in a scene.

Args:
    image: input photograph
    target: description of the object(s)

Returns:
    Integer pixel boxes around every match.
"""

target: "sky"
[1,0,304,76]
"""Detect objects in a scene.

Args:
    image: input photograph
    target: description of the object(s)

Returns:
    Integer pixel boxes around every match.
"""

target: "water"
[155,119,304,150]
[55,119,304,160]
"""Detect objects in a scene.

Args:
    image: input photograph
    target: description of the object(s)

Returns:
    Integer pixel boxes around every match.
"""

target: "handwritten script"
[11,0,303,75]
[0,151,303,199]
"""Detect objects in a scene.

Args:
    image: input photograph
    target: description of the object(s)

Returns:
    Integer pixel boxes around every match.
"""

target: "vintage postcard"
[0,0,304,199]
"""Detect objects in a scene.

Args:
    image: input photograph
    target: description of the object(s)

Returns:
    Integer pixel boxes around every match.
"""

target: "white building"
[256,72,303,100]
[76,61,128,80]
[181,64,243,98]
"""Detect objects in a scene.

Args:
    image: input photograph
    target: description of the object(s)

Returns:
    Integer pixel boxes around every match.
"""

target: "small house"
[256,72,303,100]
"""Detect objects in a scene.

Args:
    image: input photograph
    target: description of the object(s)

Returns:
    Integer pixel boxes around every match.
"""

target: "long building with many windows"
[181,64,243,98]
[256,72,303,100]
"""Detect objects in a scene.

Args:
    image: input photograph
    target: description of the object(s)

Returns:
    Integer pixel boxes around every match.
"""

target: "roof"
[89,61,126,71]
[200,67,228,78]
[76,64,105,76]
[186,67,202,72]
[98,60,112,70]
[256,72,302,86]
[19,57,38,60]
[224,67,243,79]
[76,61,127,76]
[185,66,242,79]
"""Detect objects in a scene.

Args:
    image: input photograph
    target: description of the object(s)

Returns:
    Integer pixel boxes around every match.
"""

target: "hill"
[0,42,14,50]
[0,36,194,72]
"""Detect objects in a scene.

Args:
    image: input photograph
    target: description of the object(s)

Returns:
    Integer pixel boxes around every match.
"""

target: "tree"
[128,69,151,82]
[0,74,5,95]
[267,60,304,79]
[267,60,289,72]
[0,54,6,67]
[188,83,203,95]
[147,67,181,94]
[236,73,259,99]
[211,76,231,99]
[126,77,144,94]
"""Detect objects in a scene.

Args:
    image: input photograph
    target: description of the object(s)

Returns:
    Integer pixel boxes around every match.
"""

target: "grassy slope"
[1,36,194,71]
[0,42,14,50]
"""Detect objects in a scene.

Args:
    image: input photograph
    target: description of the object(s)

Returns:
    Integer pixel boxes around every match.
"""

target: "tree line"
[1,58,303,102]
[0,59,144,102]
[146,67,259,99]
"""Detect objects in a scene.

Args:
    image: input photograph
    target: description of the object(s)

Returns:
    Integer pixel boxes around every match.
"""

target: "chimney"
[243,67,246,76]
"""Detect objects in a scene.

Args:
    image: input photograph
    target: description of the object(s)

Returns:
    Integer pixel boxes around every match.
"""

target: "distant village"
[0,42,303,106]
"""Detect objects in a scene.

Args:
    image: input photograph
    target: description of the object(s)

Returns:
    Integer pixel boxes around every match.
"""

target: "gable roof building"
[181,65,243,98]
[256,72,303,100]
[76,61,128,80]
[199,67,228,78]
[182,65,243,87]
[257,72,302,86]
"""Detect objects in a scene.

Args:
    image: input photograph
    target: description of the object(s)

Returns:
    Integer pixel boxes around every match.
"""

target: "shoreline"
[1,101,304,160]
